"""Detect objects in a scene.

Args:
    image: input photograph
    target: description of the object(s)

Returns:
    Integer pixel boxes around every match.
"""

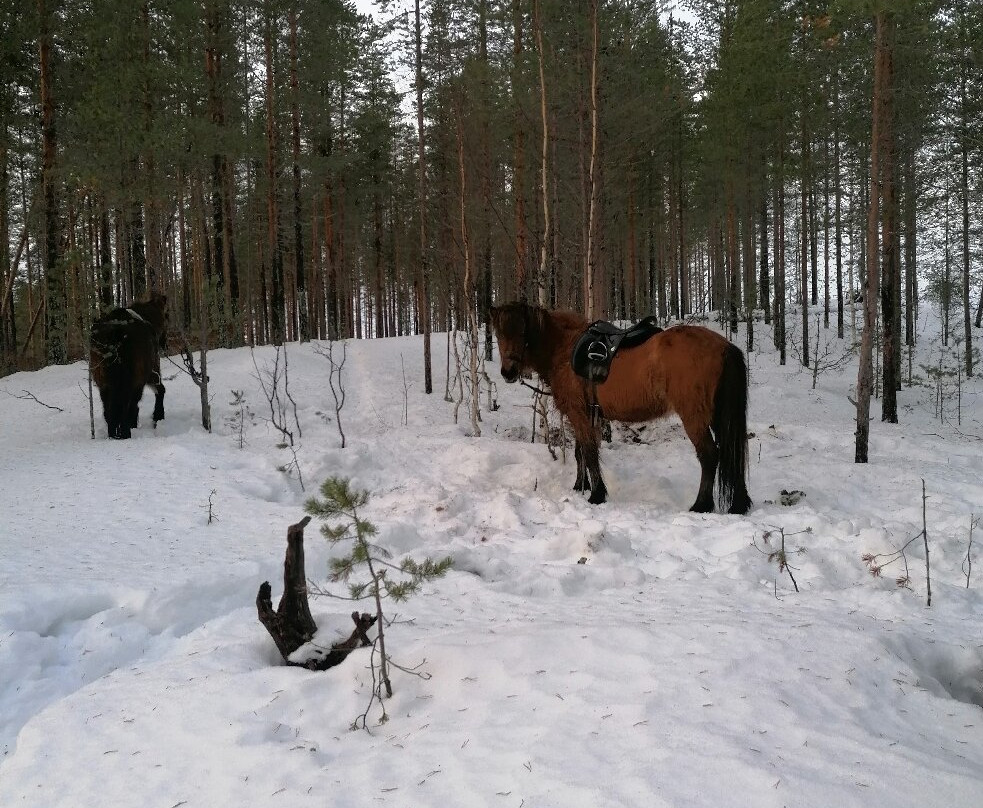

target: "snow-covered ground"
[1,307,981,808]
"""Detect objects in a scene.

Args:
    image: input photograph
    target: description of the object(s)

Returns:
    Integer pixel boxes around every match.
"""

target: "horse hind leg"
[108,390,132,439]
[686,424,718,514]
[128,388,142,430]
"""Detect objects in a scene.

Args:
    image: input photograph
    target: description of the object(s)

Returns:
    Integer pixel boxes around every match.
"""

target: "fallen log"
[257,515,377,671]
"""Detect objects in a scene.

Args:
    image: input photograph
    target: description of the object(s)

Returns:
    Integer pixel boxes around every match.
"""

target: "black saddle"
[571,316,663,383]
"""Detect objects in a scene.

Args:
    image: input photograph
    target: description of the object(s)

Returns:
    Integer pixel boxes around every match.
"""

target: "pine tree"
[305,477,451,727]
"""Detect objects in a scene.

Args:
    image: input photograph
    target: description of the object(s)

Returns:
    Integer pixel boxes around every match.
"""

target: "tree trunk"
[457,115,481,437]
[264,5,284,345]
[726,187,739,335]
[760,188,770,330]
[584,0,601,318]
[743,179,755,352]
[959,5,973,376]
[533,0,551,308]
[800,116,810,368]
[39,0,65,365]
[414,0,432,393]
[903,152,916,349]
[256,516,377,671]
[511,0,527,299]
[0,135,10,369]
[857,12,891,463]
[140,0,160,294]
[834,66,844,340]
[289,6,307,342]
[775,135,786,366]
[880,14,898,423]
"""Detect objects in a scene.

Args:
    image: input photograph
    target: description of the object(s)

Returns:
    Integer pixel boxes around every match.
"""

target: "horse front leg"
[573,441,591,493]
[581,436,607,505]
[105,389,131,439]
[150,360,165,425]
[152,381,165,426]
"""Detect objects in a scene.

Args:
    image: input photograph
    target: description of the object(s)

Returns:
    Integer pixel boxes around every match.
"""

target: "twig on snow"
[2,388,64,412]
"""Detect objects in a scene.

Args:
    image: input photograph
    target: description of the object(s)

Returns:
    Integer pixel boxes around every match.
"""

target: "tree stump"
[257,516,377,671]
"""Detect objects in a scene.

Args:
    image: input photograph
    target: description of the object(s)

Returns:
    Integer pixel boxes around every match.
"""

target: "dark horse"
[90,293,168,439]
[490,302,751,514]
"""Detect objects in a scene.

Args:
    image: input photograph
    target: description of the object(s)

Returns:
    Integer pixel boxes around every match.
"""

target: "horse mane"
[493,301,586,339]
[546,307,588,335]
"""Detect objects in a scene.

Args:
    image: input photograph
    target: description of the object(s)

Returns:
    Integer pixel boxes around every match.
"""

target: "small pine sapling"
[862,482,931,605]
[203,488,218,525]
[227,389,249,449]
[753,527,808,594]
[305,477,452,729]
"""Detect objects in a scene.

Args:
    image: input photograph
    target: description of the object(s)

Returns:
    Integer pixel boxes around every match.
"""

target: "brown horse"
[489,302,751,514]
[90,293,168,439]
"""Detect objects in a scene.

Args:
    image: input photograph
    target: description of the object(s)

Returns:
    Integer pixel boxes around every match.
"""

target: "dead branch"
[257,516,375,671]
[2,388,64,412]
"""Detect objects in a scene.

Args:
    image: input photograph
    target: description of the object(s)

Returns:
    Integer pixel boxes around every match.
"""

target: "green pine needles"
[304,476,452,728]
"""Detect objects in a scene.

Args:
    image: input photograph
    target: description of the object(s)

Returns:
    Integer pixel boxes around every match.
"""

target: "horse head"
[130,292,170,349]
[489,301,544,383]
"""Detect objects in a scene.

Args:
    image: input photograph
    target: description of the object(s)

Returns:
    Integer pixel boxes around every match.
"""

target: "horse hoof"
[587,491,607,505]
[689,501,713,514]
[728,497,752,516]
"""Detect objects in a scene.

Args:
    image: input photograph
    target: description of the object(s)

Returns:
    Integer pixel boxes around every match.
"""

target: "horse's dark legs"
[151,378,165,426]
[109,395,132,439]
[99,394,116,439]
[688,427,718,513]
[728,486,752,515]
[573,441,590,492]
[98,386,127,439]
[581,438,608,505]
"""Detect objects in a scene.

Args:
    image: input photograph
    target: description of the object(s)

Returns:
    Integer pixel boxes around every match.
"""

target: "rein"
[165,349,207,385]
[520,378,552,397]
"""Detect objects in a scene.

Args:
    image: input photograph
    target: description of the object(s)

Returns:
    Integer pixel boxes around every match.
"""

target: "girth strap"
[571,315,663,428]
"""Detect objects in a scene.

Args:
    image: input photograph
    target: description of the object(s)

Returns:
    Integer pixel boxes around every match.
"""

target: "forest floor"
[1,305,982,808]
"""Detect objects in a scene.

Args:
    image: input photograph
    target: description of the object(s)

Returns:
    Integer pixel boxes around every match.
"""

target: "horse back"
[593,324,731,424]
[90,315,160,391]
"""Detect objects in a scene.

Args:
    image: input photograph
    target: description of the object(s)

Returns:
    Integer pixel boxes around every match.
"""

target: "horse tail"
[713,342,750,513]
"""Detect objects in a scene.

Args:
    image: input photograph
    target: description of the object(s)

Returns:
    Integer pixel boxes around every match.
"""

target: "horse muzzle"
[500,360,521,383]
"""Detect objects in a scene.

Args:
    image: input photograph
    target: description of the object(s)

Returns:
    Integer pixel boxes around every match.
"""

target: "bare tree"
[856,13,893,463]
[313,340,347,448]
[414,0,433,393]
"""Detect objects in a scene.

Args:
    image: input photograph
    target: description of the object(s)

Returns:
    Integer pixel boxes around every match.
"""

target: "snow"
[1,309,982,808]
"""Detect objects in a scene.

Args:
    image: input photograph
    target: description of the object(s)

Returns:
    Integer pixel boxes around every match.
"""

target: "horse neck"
[131,302,165,332]
[528,310,572,384]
